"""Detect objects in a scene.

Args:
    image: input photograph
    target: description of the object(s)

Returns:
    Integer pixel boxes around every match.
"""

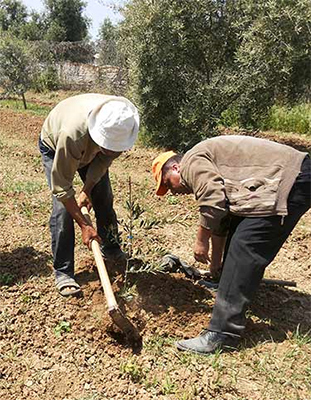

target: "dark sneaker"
[101,247,127,262]
[176,330,239,355]
[101,246,127,274]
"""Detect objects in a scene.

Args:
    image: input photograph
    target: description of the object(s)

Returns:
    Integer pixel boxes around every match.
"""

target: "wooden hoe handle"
[81,206,118,311]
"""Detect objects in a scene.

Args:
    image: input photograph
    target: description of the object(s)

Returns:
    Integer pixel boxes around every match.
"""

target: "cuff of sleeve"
[199,213,212,230]
[53,187,76,202]
[199,207,229,237]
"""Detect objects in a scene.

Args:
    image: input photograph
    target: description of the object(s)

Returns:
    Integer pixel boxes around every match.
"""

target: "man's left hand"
[77,190,92,211]
[210,262,222,280]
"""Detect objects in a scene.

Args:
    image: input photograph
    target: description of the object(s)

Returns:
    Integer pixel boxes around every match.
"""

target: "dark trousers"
[208,156,311,336]
[39,139,119,280]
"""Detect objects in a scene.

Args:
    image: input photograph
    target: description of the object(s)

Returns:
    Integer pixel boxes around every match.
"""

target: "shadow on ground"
[0,246,51,286]
[132,271,214,316]
[125,270,311,346]
[246,284,311,346]
[69,260,311,349]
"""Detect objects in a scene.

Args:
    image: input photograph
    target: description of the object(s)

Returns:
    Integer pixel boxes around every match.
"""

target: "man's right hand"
[81,224,102,249]
[194,226,211,264]
[63,196,102,249]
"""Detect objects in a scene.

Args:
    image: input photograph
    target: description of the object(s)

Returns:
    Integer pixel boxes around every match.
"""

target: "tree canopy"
[119,0,311,150]
[0,0,27,33]
[44,0,89,42]
[0,0,90,41]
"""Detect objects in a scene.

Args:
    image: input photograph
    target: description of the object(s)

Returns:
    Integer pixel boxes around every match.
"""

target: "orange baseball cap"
[152,151,176,196]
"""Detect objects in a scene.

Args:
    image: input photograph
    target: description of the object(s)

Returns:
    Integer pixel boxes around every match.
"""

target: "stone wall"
[56,62,127,93]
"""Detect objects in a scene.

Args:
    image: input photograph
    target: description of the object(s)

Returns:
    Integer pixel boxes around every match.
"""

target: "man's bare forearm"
[62,196,101,247]
[194,226,212,264]
[62,196,90,228]
[211,235,226,266]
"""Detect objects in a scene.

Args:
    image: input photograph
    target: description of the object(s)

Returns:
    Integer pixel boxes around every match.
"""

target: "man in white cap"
[39,93,139,296]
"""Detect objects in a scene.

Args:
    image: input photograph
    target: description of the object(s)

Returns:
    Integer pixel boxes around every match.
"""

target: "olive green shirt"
[180,136,307,235]
[40,93,119,201]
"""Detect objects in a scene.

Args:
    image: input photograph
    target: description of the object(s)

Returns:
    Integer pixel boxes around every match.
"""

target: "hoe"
[81,206,141,346]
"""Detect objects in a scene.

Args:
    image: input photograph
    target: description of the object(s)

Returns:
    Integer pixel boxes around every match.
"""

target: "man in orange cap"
[152,135,311,355]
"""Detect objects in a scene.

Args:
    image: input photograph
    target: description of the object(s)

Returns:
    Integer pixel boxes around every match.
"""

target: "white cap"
[88,98,140,152]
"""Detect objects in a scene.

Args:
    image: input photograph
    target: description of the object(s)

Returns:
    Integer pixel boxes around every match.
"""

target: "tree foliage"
[19,11,47,41]
[44,0,89,42]
[0,0,47,40]
[120,0,311,150]
[0,0,27,33]
[0,33,34,108]
[97,18,121,66]
[98,17,118,42]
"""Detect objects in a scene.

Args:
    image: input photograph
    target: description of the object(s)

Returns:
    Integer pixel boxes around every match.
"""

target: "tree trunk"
[21,93,27,110]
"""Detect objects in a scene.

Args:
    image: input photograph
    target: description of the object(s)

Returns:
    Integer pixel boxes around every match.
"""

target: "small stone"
[88,356,96,364]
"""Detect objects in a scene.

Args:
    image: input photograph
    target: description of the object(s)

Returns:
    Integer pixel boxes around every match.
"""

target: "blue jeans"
[39,138,120,280]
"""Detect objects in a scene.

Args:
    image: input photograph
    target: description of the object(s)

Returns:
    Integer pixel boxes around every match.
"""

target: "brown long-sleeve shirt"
[180,135,307,235]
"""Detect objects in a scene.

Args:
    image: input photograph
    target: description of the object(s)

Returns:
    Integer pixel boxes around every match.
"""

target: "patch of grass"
[32,155,43,168]
[4,344,18,360]
[263,103,311,136]
[289,325,311,346]
[0,98,50,116]
[20,294,33,303]
[20,292,40,303]
[0,273,15,285]
[144,374,160,391]
[3,180,43,195]
[167,195,180,205]
[160,375,177,395]
[144,334,171,355]
[176,388,200,400]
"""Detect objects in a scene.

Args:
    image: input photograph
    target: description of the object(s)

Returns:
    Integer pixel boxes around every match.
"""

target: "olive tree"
[0,33,34,109]
[229,0,311,126]
[0,0,27,33]
[119,0,311,150]
[43,0,90,42]
[119,0,243,150]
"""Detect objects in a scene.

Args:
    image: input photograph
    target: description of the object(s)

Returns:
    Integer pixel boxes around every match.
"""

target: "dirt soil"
[0,95,310,400]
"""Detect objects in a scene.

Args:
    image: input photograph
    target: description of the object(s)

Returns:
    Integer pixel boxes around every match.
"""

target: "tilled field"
[0,95,310,400]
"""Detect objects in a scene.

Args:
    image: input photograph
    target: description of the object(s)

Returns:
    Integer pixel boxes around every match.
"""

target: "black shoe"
[176,330,239,355]
[100,247,127,275]
[101,246,127,262]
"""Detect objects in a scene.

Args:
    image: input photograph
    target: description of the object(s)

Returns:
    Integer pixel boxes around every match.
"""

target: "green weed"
[20,294,33,303]
[167,195,180,205]
[120,359,145,383]
[160,375,177,395]
[118,282,138,301]
[144,375,159,391]
[144,334,169,355]
[54,320,71,337]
